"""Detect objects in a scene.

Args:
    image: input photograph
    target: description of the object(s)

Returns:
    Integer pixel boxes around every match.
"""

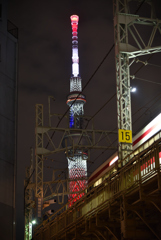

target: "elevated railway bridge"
[29,2,161,239]
[33,131,161,240]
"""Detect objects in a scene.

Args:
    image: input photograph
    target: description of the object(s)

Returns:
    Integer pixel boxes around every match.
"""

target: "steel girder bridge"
[33,131,161,240]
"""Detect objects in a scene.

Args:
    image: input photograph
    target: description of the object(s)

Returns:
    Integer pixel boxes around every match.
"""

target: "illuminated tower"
[65,15,87,205]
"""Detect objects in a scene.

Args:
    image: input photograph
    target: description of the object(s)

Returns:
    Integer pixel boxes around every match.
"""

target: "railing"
[33,131,161,239]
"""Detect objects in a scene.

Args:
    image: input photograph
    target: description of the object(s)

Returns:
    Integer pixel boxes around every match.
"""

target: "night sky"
[8,0,161,239]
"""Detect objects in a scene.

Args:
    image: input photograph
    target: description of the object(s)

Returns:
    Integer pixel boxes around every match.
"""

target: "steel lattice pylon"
[24,148,34,240]
[35,104,44,217]
[113,0,161,165]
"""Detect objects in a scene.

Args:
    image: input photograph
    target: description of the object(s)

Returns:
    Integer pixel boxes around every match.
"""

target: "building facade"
[0,0,18,239]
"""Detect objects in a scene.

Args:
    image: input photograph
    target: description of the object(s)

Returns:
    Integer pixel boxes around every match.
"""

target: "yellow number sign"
[119,129,132,143]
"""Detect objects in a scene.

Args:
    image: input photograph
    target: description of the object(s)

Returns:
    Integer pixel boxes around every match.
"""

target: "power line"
[133,55,154,75]
[132,92,161,117]
[88,137,117,172]
[88,90,161,174]
[82,44,114,92]
[67,0,148,133]
[148,63,161,68]
[88,93,160,173]
[41,0,152,182]
[47,0,156,182]
[135,0,146,14]
[132,76,161,86]
[59,43,114,127]
[135,58,161,69]
[132,93,161,125]
[47,93,117,179]
[84,93,116,130]
[88,0,148,170]
[89,93,116,122]
[45,44,114,148]
[88,60,161,174]
[45,0,147,148]
[45,74,116,181]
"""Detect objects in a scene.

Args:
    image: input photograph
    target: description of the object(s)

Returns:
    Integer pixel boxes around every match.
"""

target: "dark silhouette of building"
[0,0,18,239]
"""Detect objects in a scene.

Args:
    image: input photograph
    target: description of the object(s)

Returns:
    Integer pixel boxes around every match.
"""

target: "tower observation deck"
[64,15,87,205]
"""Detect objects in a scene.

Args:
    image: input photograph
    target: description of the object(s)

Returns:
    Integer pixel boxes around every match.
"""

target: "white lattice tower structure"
[66,15,87,205]
[113,0,161,166]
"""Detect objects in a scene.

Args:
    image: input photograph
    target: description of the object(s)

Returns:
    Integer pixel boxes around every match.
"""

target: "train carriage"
[88,113,161,187]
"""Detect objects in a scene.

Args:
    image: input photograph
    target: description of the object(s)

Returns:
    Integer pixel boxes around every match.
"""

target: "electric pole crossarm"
[36,126,118,134]
[121,46,161,58]
[43,177,89,200]
[36,145,117,155]
[35,128,118,155]
[116,14,161,58]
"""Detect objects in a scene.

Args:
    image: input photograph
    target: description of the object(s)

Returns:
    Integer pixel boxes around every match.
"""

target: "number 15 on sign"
[119,129,132,143]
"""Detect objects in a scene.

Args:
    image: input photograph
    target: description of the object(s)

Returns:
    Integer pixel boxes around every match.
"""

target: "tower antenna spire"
[71,15,79,77]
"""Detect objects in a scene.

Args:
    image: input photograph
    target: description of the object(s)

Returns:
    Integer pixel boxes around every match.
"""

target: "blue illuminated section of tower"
[66,15,87,205]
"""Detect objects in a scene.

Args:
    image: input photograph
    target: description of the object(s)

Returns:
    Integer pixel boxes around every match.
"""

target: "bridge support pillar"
[120,194,161,240]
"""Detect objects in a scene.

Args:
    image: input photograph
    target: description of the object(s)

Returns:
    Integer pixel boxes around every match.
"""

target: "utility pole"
[113,0,161,165]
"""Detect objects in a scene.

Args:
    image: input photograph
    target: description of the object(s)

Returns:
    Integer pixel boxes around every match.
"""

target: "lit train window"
[94,178,102,187]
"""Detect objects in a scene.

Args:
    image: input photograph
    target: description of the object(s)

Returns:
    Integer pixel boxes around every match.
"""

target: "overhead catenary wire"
[133,92,161,118]
[87,0,149,172]
[45,0,147,148]
[45,0,158,187]
[45,43,115,149]
[132,92,161,125]
[134,0,146,14]
[60,0,145,122]
[148,63,161,68]
[132,76,161,86]
[88,66,156,170]
[46,89,117,181]
[88,61,161,172]
[133,55,154,76]
[25,0,161,211]
[85,93,116,129]
[88,73,161,170]
[50,92,117,181]
[61,43,115,124]
[45,0,150,177]
[45,85,116,182]
[88,92,161,173]
[36,0,153,185]
[135,58,161,69]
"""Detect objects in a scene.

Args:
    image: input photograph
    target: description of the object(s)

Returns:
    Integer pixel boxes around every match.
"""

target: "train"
[88,113,161,187]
